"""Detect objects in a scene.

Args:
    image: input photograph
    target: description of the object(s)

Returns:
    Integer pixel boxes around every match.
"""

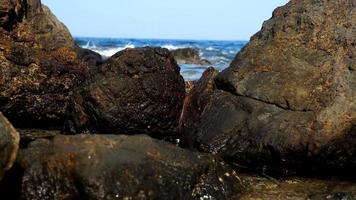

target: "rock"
[0,0,98,128]
[77,48,104,67]
[180,67,219,146]
[65,47,186,137]
[183,0,356,176]
[237,173,356,200]
[0,112,19,180]
[171,48,211,65]
[12,134,243,200]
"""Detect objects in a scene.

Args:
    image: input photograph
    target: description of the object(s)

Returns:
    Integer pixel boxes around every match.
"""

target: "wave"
[161,44,187,50]
[83,44,135,58]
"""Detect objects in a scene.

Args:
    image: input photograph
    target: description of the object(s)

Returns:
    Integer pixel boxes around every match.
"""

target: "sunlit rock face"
[182,0,356,176]
[0,0,98,128]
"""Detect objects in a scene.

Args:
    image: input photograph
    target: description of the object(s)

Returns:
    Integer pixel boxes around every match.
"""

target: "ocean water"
[75,37,247,80]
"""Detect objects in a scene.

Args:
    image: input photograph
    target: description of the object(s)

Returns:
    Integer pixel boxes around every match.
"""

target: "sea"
[75,37,247,81]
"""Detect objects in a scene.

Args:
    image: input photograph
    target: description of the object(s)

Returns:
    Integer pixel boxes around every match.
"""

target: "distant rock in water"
[171,48,212,65]
[65,47,185,137]
[182,0,356,176]
[14,134,242,200]
[0,112,19,180]
[0,0,101,128]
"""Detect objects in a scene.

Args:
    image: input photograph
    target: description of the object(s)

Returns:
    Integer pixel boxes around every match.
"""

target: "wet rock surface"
[13,134,242,200]
[0,112,19,180]
[182,0,356,176]
[65,47,185,136]
[171,48,211,65]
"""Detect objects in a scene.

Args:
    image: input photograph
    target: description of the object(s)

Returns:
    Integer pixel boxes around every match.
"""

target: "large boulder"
[0,112,19,180]
[65,47,186,137]
[0,0,100,128]
[182,0,356,176]
[13,134,243,200]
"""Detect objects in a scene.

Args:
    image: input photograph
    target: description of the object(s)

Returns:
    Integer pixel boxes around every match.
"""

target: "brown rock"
[180,67,219,146]
[65,47,186,137]
[183,0,356,176]
[0,112,19,180]
[237,173,356,200]
[0,0,101,128]
[15,134,243,200]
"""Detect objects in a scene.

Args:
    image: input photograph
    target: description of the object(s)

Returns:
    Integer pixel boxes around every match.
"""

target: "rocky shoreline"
[0,0,355,199]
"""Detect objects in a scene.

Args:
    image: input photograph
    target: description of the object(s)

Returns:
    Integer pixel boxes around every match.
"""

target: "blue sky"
[42,0,288,40]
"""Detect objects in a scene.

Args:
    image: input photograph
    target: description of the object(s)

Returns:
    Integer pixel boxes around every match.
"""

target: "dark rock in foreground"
[171,48,211,65]
[0,112,19,180]
[15,134,242,200]
[182,0,356,176]
[66,47,185,137]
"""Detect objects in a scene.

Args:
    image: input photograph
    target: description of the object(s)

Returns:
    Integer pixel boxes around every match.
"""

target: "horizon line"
[72,35,250,42]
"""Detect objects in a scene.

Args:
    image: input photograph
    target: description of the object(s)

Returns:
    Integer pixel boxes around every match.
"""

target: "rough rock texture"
[171,48,211,65]
[183,0,356,176]
[0,0,100,128]
[12,134,243,200]
[65,47,186,137]
[0,112,19,180]
[237,173,356,200]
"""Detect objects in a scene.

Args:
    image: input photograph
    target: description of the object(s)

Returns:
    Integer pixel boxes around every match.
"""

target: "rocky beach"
[0,0,355,199]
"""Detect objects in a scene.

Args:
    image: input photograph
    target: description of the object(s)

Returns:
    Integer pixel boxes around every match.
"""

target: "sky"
[42,0,289,41]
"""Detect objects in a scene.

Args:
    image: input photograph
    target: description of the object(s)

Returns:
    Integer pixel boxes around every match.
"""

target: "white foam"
[206,47,215,51]
[83,44,135,58]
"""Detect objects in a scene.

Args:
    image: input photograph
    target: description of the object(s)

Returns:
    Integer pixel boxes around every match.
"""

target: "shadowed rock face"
[65,47,185,137]
[16,134,243,200]
[0,112,19,180]
[0,0,101,128]
[180,67,219,146]
[182,0,356,176]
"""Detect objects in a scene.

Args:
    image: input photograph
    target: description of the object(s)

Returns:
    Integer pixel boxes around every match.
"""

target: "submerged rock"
[171,48,211,65]
[0,0,100,128]
[65,47,186,137]
[0,112,19,180]
[14,134,242,200]
[182,0,356,176]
